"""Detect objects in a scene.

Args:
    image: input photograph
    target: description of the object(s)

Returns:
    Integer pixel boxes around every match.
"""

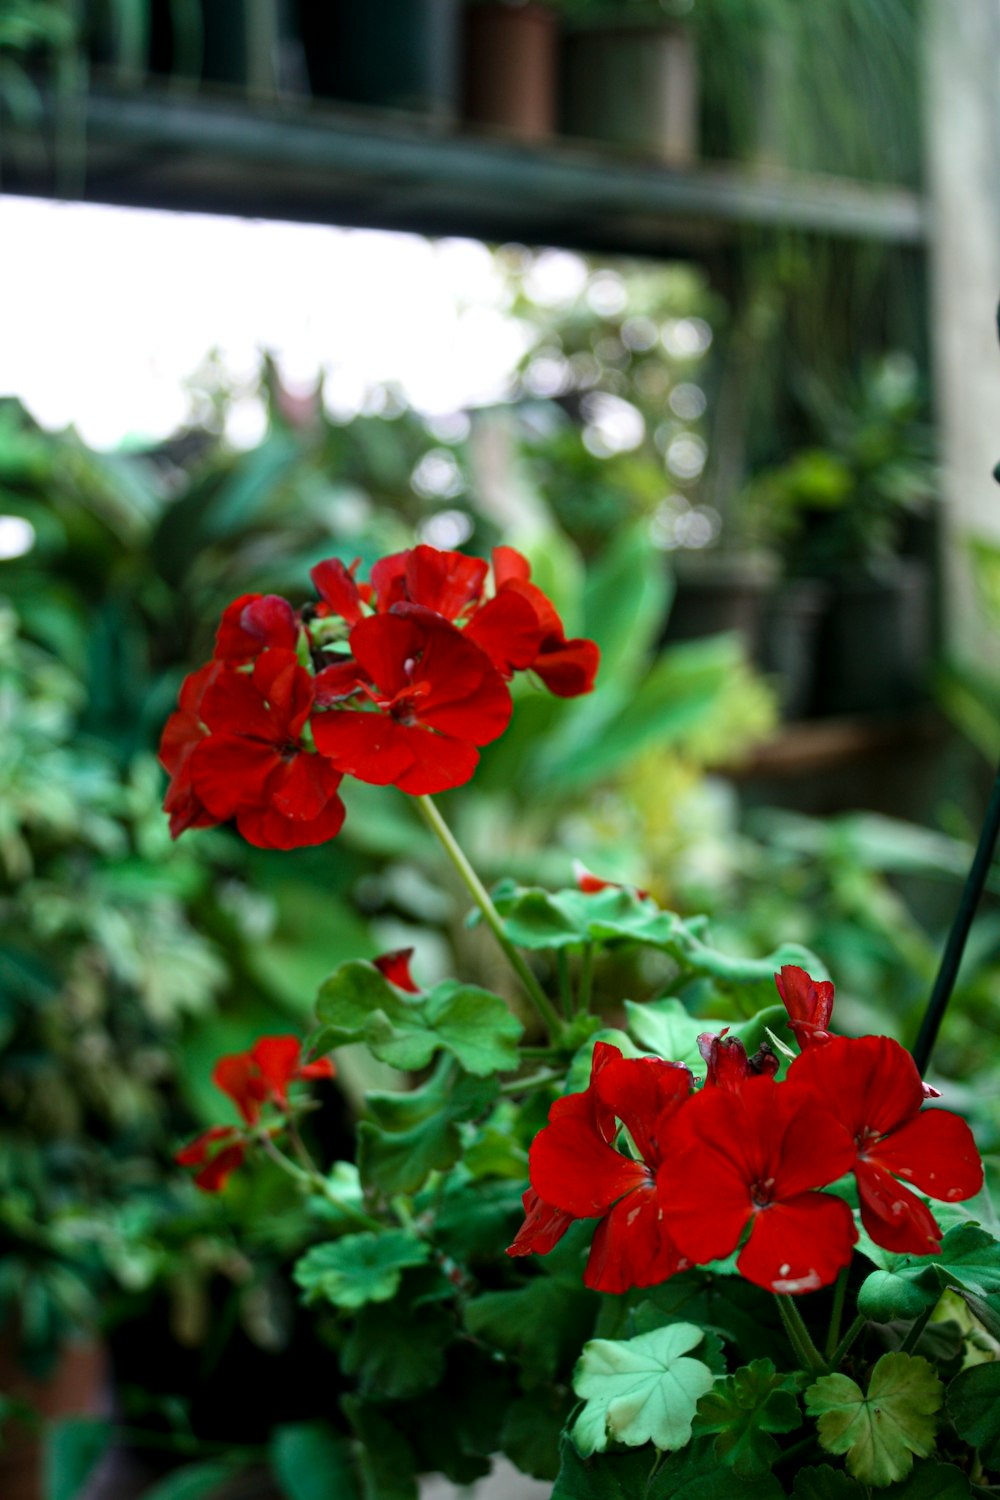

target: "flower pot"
[661,552,778,658]
[814,560,933,717]
[299,0,460,118]
[0,1337,108,1500]
[461,2,559,140]
[761,577,830,721]
[560,20,698,162]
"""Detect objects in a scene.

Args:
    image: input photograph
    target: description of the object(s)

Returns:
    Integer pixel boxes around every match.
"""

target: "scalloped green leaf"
[572,1323,716,1455]
[946,1363,1000,1468]
[883,1461,974,1499]
[694,1358,802,1477]
[422,980,523,1073]
[293,1231,429,1310]
[858,1223,1000,1323]
[805,1353,943,1487]
[359,1067,498,1195]
[792,1466,865,1499]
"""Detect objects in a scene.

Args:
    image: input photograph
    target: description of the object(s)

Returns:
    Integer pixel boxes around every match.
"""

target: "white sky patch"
[0,198,532,449]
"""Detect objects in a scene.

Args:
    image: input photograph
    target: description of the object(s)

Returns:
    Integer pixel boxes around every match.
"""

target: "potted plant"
[134,540,999,1498]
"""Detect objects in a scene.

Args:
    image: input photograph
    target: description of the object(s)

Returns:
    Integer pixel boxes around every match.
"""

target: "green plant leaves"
[805,1352,943,1486]
[270,1423,360,1500]
[293,1230,430,1310]
[358,1063,497,1195]
[142,1462,241,1500]
[571,1323,716,1456]
[946,1363,1000,1468]
[858,1223,1000,1324]
[314,961,522,1075]
[693,1358,802,1477]
[340,1282,453,1400]
[464,1272,597,1386]
[624,1000,795,1075]
[44,1417,112,1500]
[552,1438,787,1500]
[792,1466,865,1499]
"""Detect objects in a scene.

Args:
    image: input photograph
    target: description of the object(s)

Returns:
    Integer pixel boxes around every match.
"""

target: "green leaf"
[858,1223,1000,1323]
[314,962,522,1075]
[359,1068,498,1195]
[464,1274,597,1385]
[883,1462,974,1499]
[271,1422,360,1500]
[694,1358,802,1477]
[44,1418,112,1500]
[293,1231,430,1309]
[427,1176,526,1262]
[805,1352,943,1486]
[341,1397,417,1500]
[340,1288,452,1399]
[792,1467,865,1499]
[142,1462,239,1500]
[501,1390,571,1480]
[572,1323,716,1455]
[946,1363,1000,1468]
[552,1438,788,1500]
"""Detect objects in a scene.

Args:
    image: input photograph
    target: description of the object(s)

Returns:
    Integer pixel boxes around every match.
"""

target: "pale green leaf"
[572,1323,716,1454]
[293,1231,429,1310]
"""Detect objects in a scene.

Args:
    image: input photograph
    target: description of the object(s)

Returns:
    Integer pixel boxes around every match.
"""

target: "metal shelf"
[6,87,928,255]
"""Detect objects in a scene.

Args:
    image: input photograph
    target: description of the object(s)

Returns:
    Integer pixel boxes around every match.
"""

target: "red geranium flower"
[373,948,421,993]
[312,607,512,795]
[660,1075,858,1295]
[310,557,370,627]
[214,1034,336,1125]
[175,1126,246,1193]
[509,1042,693,1294]
[370,545,489,621]
[214,593,299,662]
[787,1035,983,1255]
[188,649,345,849]
[465,546,600,697]
[159,661,224,837]
[697,1030,778,1091]
[775,965,835,1050]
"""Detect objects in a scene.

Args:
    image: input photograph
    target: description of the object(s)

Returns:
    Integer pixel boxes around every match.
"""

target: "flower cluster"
[160,545,600,849]
[176,1034,334,1192]
[510,965,983,1296]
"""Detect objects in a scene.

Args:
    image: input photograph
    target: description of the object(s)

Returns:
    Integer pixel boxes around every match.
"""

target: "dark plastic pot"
[561,20,698,162]
[761,578,830,722]
[661,553,777,658]
[462,2,559,140]
[299,0,460,117]
[815,560,933,717]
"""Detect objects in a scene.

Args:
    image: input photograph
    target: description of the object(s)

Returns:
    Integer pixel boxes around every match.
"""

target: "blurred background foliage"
[1,238,997,1482]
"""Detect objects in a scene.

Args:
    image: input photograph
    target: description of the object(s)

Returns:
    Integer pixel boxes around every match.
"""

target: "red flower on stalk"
[370,545,489,621]
[312,607,512,795]
[659,1075,858,1294]
[787,1036,983,1255]
[509,1041,693,1294]
[188,649,345,849]
[697,1030,779,1092]
[775,965,835,1050]
[214,593,299,662]
[373,948,421,993]
[466,547,600,697]
[159,661,224,837]
[175,1126,247,1193]
[310,557,370,627]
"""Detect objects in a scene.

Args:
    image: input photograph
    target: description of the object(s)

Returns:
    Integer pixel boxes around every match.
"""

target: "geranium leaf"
[883,1461,975,1499]
[314,961,435,1070]
[339,1290,452,1399]
[858,1223,1000,1323]
[552,1437,787,1499]
[359,1068,497,1195]
[792,1466,865,1499]
[341,1397,417,1500]
[693,1358,802,1477]
[805,1352,943,1486]
[293,1231,429,1310]
[423,980,523,1074]
[270,1422,360,1500]
[571,1323,716,1455]
[501,1390,572,1480]
[946,1363,1000,1468]
[464,1274,597,1384]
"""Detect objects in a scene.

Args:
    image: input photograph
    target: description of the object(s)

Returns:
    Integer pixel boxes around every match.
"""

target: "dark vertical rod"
[911,757,1000,1073]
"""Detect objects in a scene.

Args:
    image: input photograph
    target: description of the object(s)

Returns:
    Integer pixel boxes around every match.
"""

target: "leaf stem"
[774,1294,827,1374]
[899,1305,933,1355]
[579,942,595,1016]
[825,1266,849,1359]
[256,1131,382,1233]
[829,1313,866,1369]
[557,949,573,1017]
[499,1068,561,1096]
[414,793,564,1040]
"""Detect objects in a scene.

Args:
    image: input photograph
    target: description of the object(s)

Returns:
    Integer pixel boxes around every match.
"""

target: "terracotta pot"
[0,1337,108,1500]
[462,2,559,140]
[561,21,698,162]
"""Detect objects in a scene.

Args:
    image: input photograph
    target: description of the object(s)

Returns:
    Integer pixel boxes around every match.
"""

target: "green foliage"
[313,961,522,1075]
[340,1285,453,1400]
[553,1437,787,1500]
[693,1358,801,1477]
[341,1397,418,1500]
[792,1467,865,1499]
[571,1323,717,1455]
[946,1364,1000,1470]
[141,1462,241,1500]
[270,1421,360,1500]
[857,1224,1000,1324]
[501,1390,572,1480]
[44,1417,112,1500]
[805,1353,943,1487]
[293,1231,430,1310]
[358,1063,497,1195]
[625,1000,795,1074]
[465,1272,598,1387]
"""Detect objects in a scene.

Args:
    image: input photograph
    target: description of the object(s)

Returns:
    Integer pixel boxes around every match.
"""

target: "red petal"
[175,1125,237,1167]
[215,593,297,661]
[370,551,410,613]
[405,545,488,620]
[199,666,279,742]
[855,1159,942,1255]
[311,557,364,625]
[348,613,423,697]
[212,1053,268,1125]
[789,1036,926,1143]
[507,1188,576,1258]
[775,966,835,1048]
[298,1056,336,1081]
[373,948,421,993]
[737,1192,857,1294]
[871,1109,983,1203]
[190,734,282,819]
[252,650,314,740]
[534,637,600,697]
[312,710,414,786]
[464,591,545,676]
[312,659,369,705]
[699,1032,751,1093]
[392,728,480,795]
[584,1183,688,1294]
[251,1035,302,1106]
[529,1115,650,1219]
[594,1056,691,1169]
[550,1040,620,1144]
[268,751,343,821]
[236,793,346,850]
[193,1142,246,1192]
[390,606,513,745]
[177,660,225,717]
[492,546,532,588]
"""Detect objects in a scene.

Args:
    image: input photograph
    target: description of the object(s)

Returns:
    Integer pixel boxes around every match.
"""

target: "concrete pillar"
[923,0,1000,667]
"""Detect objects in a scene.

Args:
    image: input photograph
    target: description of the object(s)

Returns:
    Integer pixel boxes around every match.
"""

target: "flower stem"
[499,1067,561,1096]
[774,1294,827,1374]
[415,793,564,1040]
[557,949,573,1017]
[256,1131,382,1233]
[829,1313,866,1369]
[825,1266,849,1359]
[579,942,594,1016]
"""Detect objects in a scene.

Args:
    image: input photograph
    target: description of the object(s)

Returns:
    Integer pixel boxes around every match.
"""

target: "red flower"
[189,650,345,849]
[214,593,299,662]
[572,859,649,901]
[465,547,600,697]
[370,545,488,621]
[775,965,835,1050]
[659,1075,858,1295]
[175,1126,246,1193]
[373,948,421,993]
[214,1034,335,1125]
[310,557,370,627]
[159,661,224,837]
[787,1036,983,1255]
[312,607,512,795]
[509,1042,693,1294]
[697,1030,779,1092]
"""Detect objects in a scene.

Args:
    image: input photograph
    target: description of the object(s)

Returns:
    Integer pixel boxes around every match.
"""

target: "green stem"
[825,1266,849,1359]
[579,942,595,1016]
[829,1313,866,1369]
[899,1305,933,1355]
[557,949,573,1018]
[499,1068,561,1096]
[774,1294,827,1374]
[257,1132,382,1233]
[415,794,563,1040]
